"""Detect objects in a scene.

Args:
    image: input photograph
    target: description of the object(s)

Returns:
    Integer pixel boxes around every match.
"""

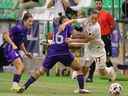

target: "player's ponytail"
[59,15,67,24]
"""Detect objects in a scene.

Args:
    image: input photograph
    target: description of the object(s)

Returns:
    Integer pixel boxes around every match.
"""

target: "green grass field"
[0,72,128,96]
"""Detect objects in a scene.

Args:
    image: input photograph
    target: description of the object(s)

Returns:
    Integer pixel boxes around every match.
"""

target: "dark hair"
[22,12,32,21]
[59,15,67,24]
[95,0,103,2]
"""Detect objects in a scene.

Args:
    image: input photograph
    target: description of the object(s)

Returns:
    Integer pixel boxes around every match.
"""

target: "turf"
[0,72,128,96]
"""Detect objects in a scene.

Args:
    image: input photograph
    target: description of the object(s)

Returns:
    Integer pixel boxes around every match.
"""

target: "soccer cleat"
[11,82,21,92]
[74,89,91,94]
[17,86,26,93]
[86,78,93,83]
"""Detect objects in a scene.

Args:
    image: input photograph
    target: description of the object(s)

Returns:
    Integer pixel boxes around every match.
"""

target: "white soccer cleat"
[11,82,21,92]
[74,89,91,94]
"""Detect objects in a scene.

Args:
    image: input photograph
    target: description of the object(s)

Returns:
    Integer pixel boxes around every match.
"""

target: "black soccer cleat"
[17,86,26,93]
[86,78,93,83]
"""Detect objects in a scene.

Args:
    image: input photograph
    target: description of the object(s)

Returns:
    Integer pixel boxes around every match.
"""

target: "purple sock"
[24,76,36,89]
[13,74,21,83]
[76,75,84,89]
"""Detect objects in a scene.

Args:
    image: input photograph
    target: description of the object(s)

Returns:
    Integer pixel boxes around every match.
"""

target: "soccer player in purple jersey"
[18,16,90,94]
[8,12,33,91]
[0,31,29,92]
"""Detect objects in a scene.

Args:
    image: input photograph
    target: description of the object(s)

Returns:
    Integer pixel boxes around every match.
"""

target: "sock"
[76,75,84,89]
[13,74,21,83]
[24,76,36,89]
[106,59,113,67]
[0,66,3,72]
[88,61,96,79]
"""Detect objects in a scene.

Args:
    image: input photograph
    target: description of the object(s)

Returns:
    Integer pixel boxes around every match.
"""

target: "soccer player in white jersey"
[62,9,116,83]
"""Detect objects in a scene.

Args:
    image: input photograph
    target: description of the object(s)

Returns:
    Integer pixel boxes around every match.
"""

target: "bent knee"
[35,66,46,76]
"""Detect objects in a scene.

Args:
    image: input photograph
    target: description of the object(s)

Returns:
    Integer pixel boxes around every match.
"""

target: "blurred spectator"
[19,0,39,9]
[17,0,39,19]
[46,0,79,19]
[122,0,128,18]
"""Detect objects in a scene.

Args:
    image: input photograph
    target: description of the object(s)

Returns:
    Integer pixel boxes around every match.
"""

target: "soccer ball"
[108,83,122,96]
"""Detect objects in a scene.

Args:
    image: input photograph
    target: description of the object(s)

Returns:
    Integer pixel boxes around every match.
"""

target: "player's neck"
[92,21,97,25]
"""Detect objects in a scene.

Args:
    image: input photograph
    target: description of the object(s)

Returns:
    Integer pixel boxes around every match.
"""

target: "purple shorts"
[42,53,74,70]
[3,43,21,64]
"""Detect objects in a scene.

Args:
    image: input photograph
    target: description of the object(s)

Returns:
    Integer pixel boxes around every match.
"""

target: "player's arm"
[3,32,17,49]
[107,13,116,33]
[19,42,32,59]
[16,31,32,58]
[59,18,87,32]
[62,18,87,26]
[65,37,89,46]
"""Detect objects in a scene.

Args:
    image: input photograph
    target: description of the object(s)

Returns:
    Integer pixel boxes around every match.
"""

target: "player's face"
[95,1,102,10]
[91,14,98,23]
[24,17,33,29]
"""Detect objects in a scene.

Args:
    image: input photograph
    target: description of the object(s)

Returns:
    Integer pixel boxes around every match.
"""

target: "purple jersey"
[9,22,29,49]
[47,24,73,57]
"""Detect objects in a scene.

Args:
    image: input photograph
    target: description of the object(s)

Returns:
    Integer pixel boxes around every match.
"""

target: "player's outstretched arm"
[59,18,87,32]
[3,32,17,49]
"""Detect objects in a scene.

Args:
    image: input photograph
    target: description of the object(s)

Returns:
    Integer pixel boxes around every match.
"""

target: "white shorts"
[94,54,106,69]
[80,44,106,69]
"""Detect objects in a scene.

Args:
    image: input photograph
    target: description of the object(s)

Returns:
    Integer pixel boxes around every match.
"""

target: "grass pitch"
[0,72,128,96]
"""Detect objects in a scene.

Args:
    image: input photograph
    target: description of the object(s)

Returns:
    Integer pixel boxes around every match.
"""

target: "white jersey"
[77,18,105,57]
[0,33,3,46]
[86,22,105,57]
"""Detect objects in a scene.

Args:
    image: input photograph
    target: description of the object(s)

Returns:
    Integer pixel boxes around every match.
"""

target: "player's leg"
[102,35,113,67]
[59,53,90,93]
[4,44,24,91]
[96,54,116,81]
[72,47,90,78]
[70,58,91,93]
[17,55,58,93]
[11,57,25,91]
[86,61,96,82]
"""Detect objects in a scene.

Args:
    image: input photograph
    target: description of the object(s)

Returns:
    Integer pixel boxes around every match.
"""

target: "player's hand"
[25,52,33,59]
